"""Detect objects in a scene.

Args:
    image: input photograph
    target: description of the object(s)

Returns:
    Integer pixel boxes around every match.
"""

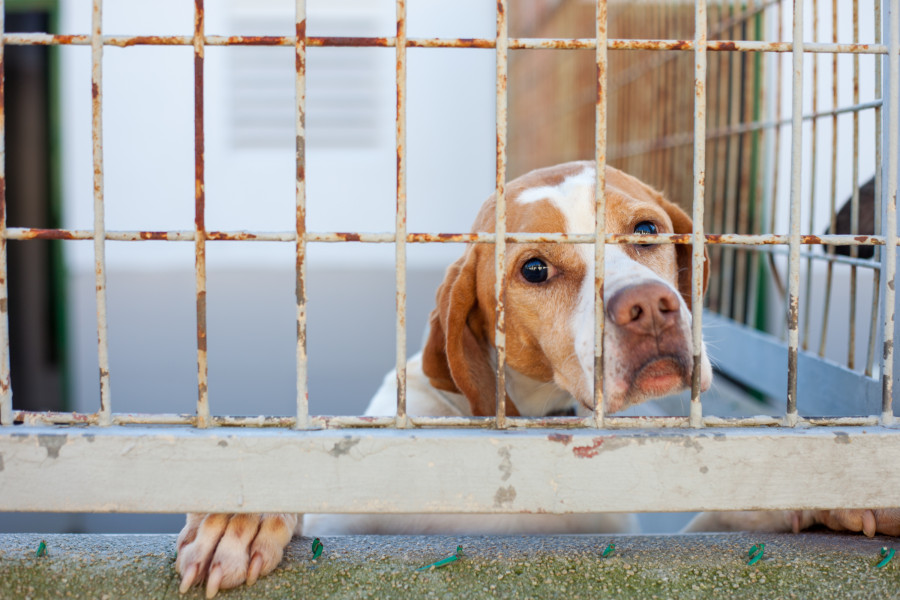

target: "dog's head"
[422,161,712,416]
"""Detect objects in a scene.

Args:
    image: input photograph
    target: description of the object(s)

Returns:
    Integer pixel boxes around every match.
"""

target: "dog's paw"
[175,513,298,598]
[803,509,900,537]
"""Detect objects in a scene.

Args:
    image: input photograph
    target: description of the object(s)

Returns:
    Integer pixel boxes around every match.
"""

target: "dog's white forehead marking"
[516,167,596,234]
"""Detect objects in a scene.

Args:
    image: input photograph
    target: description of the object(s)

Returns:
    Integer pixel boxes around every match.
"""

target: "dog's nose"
[607,282,681,335]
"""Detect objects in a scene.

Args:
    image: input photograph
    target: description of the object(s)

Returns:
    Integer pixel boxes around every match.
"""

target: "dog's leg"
[685,509,900,536]
[176,512,300,597]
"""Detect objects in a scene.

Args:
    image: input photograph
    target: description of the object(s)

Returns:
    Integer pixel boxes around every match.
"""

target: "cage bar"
[193,0,210,428]
[0,0,10,426]
[883,0,899,425]
[395,0,409,427]
[867,0,885,376]
[801,0,820,353]
[593,0,608,428]
[785,0,805,425]
[294,0,309,429]
[818,0,839,359]
[494,0,509,428]
[3,32,891,56]
[690,0,708,428]
[848,0,862,371]
[92,0,112,426]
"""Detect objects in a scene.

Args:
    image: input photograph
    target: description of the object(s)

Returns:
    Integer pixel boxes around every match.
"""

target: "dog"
[175,162,900,597]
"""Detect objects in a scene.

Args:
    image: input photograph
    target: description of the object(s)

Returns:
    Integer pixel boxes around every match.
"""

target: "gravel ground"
[1,532,898,599]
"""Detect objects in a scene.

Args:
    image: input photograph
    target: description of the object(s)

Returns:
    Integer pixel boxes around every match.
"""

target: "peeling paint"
[573,437,604,458]
[37,434,67,459]
[498,447,512,481]
[329,437,360,457]
[493,485,516,507]
[833,432,851,444]
[547,433,573,445]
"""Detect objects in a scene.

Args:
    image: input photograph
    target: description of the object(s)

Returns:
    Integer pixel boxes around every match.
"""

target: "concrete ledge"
[0,532,897,599]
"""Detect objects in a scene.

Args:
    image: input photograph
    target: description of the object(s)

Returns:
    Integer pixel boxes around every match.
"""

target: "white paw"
[175,513,298,598]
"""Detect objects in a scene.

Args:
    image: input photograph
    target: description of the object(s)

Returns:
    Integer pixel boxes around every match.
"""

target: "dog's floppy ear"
[422,246,508,417]
[655,196,709,310]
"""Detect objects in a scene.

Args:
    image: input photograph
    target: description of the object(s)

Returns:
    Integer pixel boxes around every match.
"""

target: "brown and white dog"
[176,162,900,597]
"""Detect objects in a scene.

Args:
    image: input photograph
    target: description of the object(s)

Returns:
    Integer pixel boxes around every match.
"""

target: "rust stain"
[715,41,737,51]
[223,35,287,46]
[108,35,174,48]
[91,82,99,100]
[307,36,390,47]
[335,232,362,242]
[573,437,604,458]
[496,0,505,18]
[547,433,573,445]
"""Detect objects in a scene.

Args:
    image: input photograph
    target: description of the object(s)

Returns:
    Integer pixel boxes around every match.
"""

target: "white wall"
[59,0,496,271]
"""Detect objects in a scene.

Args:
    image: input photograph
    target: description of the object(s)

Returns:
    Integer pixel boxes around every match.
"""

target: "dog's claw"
[205,565,223,599]
[179,563,199,594]
[863,510,877,538]
[246,553,264,586]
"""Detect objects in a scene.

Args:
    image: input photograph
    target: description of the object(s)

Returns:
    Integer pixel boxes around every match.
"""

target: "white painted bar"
[2,426,899,514]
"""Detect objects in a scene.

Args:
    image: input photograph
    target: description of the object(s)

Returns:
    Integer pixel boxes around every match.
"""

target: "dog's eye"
[634,221,657,247]
[521,258,549,283]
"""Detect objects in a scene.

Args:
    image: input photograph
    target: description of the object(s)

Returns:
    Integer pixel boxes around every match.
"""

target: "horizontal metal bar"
[611,100,883,161]
[704,313,882,416]
[760,245,881,269]
[2,426,898,513]
[2,33,889,54]
[9,410,882,429]
[3,228,891,247]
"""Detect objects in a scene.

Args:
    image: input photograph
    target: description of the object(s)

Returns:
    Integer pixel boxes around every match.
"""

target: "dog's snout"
[607,282,681,335]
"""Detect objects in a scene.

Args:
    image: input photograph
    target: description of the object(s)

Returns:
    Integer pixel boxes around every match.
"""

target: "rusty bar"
[767,0,786,341]
[3,227,889,248]
[193,0,210,428]
[867,0,885,376]
[0,0,10,426]
[608,99,882,161]
[754,245,884,269]
[848,0,862,371]
[720,0,742,321]
[3,31,892,54]
[294,0,309,429]
[395,0,409,427]
[802,0,820,353]
[593,0,608,428]
[690,0,707,429]
[819,0,839,358]
[494,0,508,429]
[786,0,805,425]
[91,0,112,426]
[883,0,899,425]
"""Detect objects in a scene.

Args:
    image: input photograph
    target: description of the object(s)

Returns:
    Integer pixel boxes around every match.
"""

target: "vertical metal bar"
[495,0,508,429]
[594,0,608,428]
[294,0,309,429]
[819,0,838,358]
[395,0,409,427]
[848,0,861,370]
[867,0,884,377]
[0,0,11,426]
[768,0,786,341]
[801,0,819,353]
[786,0,805,425]
[193,0,209,428]
[882,0,898,425]
[720,1,741,321]
[690,0,708,429]
[92,0,112,426]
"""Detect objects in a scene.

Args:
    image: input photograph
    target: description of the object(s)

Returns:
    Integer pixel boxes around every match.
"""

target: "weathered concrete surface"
[0,532,897,599]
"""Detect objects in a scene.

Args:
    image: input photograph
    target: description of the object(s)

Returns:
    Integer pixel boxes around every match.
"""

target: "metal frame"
[1,1,899,515]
